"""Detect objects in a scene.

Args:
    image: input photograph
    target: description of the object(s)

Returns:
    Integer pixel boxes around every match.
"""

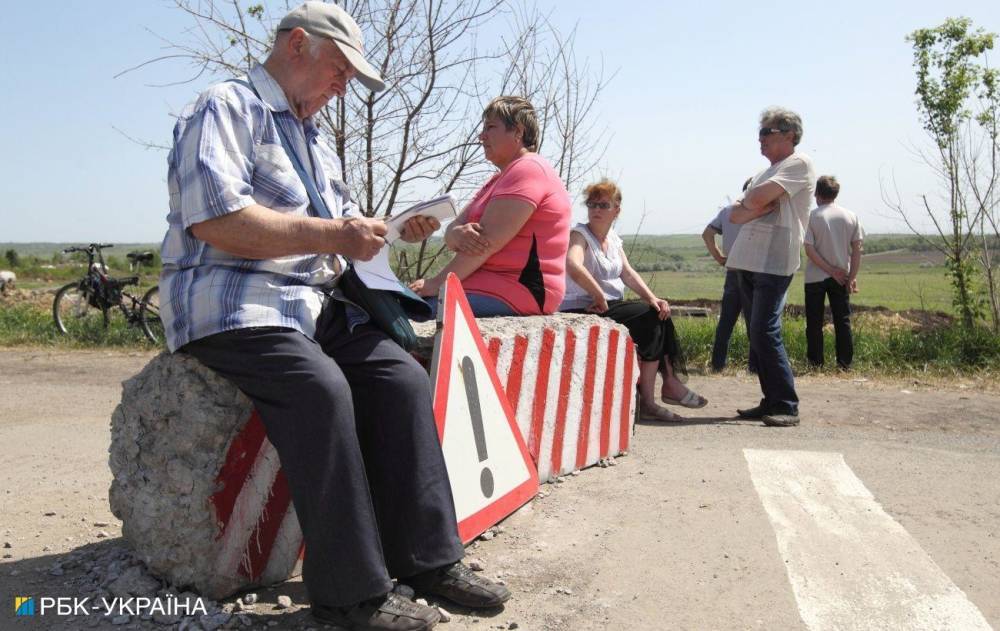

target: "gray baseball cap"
[278,1,386,92]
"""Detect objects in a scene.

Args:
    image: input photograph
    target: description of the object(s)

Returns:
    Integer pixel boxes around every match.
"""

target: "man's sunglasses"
[586,201,612,209]
[759,127,789,138]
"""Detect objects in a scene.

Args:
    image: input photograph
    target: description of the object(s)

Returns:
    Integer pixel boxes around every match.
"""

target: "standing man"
[726,107,816,427]
[803,175,864,369]
[702,178,756,374]
[160,3,509,629]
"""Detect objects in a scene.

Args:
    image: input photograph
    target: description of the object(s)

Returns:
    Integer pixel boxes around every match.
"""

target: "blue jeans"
[712,270,756,372]
[424,292,517,318]
[737,270,798,414]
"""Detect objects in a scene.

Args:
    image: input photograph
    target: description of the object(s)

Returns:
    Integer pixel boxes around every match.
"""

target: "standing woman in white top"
[560,179,707,422]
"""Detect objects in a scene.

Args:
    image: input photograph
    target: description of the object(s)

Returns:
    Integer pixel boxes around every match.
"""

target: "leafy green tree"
[890,18,996,329]
[4,249,18,268]
[969,61,1000,331]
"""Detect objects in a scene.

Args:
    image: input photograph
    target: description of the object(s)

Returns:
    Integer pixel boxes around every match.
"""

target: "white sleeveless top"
[560,223,626,310]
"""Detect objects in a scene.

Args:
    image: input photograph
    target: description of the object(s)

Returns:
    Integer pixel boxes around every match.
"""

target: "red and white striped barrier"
[469,316,637,482]
[208,411,303,594]
[110,314,635,599]
[110,354,303,600]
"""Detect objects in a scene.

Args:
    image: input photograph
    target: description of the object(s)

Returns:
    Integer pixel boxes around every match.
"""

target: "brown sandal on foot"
[639,402,684,422]
[661,388,708,409]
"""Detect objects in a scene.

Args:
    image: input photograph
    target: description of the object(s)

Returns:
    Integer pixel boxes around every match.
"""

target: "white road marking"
[744,449,992,631]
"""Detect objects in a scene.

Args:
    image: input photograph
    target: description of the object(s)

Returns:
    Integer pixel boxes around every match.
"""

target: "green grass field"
[0,234,961,316]
[4,236,999,374]
[624,237,954,314]
[643,265,953,313]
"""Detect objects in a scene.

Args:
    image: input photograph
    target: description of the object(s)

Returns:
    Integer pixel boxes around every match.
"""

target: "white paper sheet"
[351,248,407,292]
[384,195,458,243]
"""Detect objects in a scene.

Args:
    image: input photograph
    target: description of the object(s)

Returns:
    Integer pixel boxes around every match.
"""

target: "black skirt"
[565,300,687,380]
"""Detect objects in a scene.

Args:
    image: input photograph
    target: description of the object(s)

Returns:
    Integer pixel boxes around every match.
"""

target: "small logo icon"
[15,597,35,616]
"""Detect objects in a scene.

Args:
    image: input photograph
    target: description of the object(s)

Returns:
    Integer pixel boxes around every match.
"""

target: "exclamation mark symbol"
[461,356,493,498]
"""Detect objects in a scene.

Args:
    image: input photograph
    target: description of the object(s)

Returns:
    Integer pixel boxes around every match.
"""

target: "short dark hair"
[482,96,539,152]
[816,175,840,201]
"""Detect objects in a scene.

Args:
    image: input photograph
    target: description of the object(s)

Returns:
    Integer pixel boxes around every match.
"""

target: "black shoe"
[762,412,800,427]
[312,592,441,631]
[737,404,769,419]
[405,561,511,609]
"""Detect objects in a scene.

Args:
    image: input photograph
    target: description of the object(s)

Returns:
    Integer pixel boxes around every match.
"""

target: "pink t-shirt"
[461,154,571,314]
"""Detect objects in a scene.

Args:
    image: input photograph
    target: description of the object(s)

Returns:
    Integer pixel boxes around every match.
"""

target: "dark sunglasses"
[759,127,789,138]
[586,201,612,209]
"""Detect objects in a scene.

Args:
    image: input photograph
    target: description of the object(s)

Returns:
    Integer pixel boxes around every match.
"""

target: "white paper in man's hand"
[384,195,458,243]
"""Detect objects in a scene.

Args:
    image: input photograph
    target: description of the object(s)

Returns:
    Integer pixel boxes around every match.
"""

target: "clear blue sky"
[2,0,998,243]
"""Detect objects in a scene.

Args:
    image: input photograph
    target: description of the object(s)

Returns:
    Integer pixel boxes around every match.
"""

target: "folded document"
[384,195,458,243]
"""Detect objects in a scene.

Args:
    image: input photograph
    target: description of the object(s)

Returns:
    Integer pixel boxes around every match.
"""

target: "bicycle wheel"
[53,282,108,337]
[139,285,164,345]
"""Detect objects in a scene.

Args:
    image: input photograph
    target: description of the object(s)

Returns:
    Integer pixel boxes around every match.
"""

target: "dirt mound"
[0,287,60,310]
[671,298,954,332]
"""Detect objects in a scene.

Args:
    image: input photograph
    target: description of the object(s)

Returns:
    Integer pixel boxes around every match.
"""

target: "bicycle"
[52,244,163,344]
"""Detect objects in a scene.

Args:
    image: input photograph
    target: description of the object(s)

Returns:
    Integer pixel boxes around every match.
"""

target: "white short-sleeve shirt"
[725,152,817,276]
[804,203,865,283]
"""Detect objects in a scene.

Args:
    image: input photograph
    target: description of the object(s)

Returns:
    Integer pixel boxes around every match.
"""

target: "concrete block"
[109,353,302,600]
[414,313,636,482]
[108,314,636,599]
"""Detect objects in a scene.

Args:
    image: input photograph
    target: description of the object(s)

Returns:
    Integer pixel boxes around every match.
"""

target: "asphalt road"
[1,348,997,630]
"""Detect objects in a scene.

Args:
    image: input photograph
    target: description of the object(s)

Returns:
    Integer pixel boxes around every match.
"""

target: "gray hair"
[272,28,328,61]
[301,31,327,60]
[760,106,803,146]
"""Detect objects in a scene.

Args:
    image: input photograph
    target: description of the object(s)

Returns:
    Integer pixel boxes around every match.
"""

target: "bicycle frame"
[54,244,163,344]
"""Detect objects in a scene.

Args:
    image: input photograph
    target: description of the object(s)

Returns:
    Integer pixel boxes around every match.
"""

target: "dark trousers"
[805,277,853,368]
[712,270,757,372]
[181,301,463,607]
[737,270,798,414]
[566,300,687,377]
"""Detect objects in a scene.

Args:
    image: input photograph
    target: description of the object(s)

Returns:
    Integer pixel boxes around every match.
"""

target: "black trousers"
[565,300,687,378]
[181,300,464,607]
[805,277,853,368]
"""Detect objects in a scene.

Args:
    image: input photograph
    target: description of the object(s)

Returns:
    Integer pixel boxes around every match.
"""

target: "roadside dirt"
[1,348,998,630]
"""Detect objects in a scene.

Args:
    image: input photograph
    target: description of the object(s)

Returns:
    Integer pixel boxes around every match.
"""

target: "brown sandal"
[640,402,683,422]
[661,388,708,409]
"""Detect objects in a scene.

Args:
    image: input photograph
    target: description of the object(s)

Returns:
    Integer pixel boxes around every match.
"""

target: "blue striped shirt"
[160,64,355,352]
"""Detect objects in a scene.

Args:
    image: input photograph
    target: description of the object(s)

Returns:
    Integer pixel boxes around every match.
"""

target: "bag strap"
[228,77,427,319]
[229,78,332,220]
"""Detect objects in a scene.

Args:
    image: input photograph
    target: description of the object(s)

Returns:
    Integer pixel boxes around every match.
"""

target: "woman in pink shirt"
[410,96,571,315]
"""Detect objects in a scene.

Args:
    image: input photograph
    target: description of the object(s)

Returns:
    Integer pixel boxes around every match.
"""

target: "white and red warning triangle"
[430,273,539,543]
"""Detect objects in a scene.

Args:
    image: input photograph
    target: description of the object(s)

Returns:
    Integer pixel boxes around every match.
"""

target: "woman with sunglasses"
[410,96,572,316]
[560,179,707,422]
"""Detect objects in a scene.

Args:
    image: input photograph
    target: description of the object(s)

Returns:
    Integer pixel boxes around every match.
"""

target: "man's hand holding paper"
[399,215,441,242]
[337,216,387,261]
[384,195,458,243]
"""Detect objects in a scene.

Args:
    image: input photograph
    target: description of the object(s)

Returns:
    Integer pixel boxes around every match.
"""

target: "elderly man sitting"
[159,3,509,629]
